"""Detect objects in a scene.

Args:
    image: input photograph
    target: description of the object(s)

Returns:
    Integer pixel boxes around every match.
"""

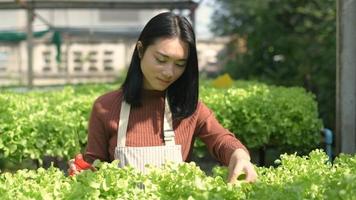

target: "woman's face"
[139,37,188,91]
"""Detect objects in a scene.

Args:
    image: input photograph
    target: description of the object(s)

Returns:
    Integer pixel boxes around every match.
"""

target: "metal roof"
[0,0,199,10]
[54,26,142,39]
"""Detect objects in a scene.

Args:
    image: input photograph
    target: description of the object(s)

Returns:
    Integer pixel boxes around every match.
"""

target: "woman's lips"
[157,78,171,84]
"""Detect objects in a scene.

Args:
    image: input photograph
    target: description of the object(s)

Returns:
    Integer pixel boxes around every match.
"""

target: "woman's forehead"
[149,37,189,59]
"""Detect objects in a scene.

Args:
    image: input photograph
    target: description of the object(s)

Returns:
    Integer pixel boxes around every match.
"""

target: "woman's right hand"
[68,159,78,176]
[68,154,96,176]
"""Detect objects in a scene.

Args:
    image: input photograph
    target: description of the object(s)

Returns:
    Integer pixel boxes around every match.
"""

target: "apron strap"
[163,97,175,146]
[116,95,176,147]
[117,100,131,147]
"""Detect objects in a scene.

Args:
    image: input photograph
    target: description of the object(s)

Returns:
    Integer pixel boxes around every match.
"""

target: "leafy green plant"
[197,81,323,157]
[0,86,105,163]
[0,81,322,165]
[0,150,355,199]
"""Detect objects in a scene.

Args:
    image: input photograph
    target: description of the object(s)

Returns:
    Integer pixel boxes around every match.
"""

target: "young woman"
[69,12,257,183]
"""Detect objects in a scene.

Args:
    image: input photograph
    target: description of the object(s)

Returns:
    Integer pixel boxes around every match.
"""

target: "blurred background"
[0,0,336,130]
[0,0,224,85]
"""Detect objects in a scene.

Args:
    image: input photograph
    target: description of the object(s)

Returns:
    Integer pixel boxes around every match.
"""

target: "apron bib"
[114,97,183,173]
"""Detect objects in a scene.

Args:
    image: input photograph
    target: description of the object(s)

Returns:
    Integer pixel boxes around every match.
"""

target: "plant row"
[0,150,355,200]
[197,81,323,156]
[0,82,323,163]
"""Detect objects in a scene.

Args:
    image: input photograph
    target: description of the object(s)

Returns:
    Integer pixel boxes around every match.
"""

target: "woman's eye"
[156,57,166,63]
[175,62,186,67]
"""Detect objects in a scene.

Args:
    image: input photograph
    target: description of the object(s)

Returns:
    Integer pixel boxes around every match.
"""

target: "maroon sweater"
[84,89,248,166]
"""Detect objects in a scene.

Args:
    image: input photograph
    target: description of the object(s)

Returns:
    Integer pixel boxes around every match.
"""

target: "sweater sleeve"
[84,98,110,163]
[195,102,249,166]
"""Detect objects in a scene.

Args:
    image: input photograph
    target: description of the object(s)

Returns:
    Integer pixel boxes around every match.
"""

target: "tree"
[211,0,336,131]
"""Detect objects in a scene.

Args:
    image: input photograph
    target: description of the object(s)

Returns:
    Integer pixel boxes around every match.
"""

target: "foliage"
[0,150,355,199]
[0,82,322,164]
[0,84,116,163]
[196,81,323,157]
[211,0,336,131]
[213,149,356,200]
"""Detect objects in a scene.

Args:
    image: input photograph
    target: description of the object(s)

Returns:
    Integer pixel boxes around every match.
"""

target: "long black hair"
[121,12,199,120]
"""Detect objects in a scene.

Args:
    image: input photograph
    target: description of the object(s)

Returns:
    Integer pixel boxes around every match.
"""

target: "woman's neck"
[141,88,165,98]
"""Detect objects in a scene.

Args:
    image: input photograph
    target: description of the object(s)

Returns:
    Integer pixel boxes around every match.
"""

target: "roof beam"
[0,0,198,10]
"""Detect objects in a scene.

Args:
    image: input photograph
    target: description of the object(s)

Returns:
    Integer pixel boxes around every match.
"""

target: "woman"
[69,12,257,183]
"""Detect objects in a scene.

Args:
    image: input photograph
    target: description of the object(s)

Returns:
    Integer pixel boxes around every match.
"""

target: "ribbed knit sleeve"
[195,102,249,166]
[84,91,121,163]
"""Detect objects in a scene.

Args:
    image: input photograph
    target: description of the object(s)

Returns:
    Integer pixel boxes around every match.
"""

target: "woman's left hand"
[227,148,258,184]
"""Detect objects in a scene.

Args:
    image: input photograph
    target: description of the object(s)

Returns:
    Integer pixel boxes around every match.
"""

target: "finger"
[67,159,74,167]
[68,159,78,171]
[75,154,83,160]
[68,162,79,174]
[244,170,257,183]
[244,166,258,183]
[68,159,80,176]
[71,163,78,171]
[227,164,243,184]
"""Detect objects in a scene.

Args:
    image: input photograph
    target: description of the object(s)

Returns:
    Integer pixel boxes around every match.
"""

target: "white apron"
[114,97,183,173]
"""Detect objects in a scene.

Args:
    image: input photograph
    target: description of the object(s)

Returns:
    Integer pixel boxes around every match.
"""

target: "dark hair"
[121,12,199,119]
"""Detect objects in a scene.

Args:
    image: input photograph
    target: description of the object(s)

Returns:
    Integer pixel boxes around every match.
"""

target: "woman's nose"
[162,64,174,79]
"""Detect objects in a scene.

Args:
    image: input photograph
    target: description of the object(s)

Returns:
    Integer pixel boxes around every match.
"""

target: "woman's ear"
[137,41,144,59]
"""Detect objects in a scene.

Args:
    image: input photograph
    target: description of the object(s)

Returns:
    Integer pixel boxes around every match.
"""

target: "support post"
[336,0,356,154]
[26,5,34,89]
